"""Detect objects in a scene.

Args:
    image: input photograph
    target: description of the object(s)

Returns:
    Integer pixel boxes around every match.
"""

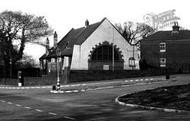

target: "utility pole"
[56,49,60,90]
[112,27,114,72]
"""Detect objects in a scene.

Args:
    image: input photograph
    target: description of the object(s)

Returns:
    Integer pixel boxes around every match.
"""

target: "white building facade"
[40,18,139,72]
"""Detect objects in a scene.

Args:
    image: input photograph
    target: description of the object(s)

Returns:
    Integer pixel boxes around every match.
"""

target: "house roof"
[39,53,46,60]
[57,18,106,48]
[143,30,190,41]
[40,17,126,59]
[39,47,57,60]
[40,18,106,59]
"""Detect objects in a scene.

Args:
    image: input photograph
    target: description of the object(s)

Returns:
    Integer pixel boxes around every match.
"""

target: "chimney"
[54,31,58,47]
[46,37,49,55]
[172,22,180,33]
[85,19,89,27]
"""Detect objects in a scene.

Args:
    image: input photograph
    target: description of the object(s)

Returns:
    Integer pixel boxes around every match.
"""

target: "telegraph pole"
[112,27,114,72]
[56,48,60,90]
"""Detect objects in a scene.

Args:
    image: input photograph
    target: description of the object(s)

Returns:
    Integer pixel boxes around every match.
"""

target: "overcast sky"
[0,0,189,62]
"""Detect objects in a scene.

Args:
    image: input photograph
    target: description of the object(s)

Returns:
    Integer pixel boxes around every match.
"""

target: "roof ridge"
[74,18,106,44]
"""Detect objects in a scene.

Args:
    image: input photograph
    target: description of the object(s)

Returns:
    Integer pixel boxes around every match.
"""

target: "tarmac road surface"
[0,74,190,121]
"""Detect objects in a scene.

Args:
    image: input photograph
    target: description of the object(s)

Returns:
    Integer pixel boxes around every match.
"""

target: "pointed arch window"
[91,45,120,61]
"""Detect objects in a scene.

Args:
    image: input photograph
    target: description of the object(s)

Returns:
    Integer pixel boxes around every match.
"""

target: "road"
[0,75,190,121]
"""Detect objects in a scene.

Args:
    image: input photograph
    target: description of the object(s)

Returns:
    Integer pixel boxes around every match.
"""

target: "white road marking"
[64,116,76,120]
[49,112,57,115]
[73,90,79,92]
[81,89,86,92]
[16,104,21,107]
[7,102,13,105]
[1,100,5,103]
[25,106,32,109]
[86,88,95,91]
[42,86,48,88]
[81,84,87,86]
[35,109,43,112]
[64,85,70,87]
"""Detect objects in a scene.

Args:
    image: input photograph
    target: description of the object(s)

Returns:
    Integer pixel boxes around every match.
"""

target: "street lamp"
[56,48,61,90]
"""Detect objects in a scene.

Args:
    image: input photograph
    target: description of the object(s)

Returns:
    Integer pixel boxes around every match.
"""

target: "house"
[40,18,139,73]
[140,22,190,73]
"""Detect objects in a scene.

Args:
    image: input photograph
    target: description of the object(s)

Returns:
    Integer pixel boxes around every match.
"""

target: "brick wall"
[141,39,190,73]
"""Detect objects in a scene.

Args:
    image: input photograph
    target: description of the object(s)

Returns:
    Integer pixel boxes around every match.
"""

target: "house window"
[160,42,166,52]
[160,58,166,67]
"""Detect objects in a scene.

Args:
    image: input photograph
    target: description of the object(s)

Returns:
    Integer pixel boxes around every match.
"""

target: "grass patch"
[119,84,190,111]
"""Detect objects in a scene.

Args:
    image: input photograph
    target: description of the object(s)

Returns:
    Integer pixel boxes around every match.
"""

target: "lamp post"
[112,27,114,72]
[56,48,60,90]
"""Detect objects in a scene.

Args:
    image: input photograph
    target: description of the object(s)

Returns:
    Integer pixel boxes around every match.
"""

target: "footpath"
[0,74,190,94]
[0,76,165,91]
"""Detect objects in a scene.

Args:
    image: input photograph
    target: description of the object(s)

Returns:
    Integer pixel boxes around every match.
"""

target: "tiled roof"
[143,30,190,41]
[57,18,105,49]
[52,18,105,57]
[39,54,46,60]
[40,17,113,59]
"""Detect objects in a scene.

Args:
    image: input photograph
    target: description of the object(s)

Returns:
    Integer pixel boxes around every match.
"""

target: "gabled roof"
[39,53,46,60]
[56,18,106,57]
[57,18,106,48]
[40,17,123,59]
[143,30,190,41]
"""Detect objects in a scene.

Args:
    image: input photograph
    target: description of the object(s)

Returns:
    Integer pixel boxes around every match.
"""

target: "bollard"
[52,85,56,90]
[18,71,24,86]
[166,74,170,79]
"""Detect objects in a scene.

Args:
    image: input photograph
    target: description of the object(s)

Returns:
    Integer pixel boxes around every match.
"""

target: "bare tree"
[115,21,155,45]
[0,11,53,77]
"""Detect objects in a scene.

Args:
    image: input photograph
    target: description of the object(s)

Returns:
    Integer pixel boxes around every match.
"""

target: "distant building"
[40,18,139,73]
[140,22,190,73]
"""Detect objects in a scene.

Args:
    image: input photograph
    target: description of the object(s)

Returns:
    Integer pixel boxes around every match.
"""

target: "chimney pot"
[172,22,179,31]
[85,19,89,27]
[54,31,58,47]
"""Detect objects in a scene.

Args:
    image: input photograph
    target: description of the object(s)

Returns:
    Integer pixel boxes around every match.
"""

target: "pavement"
[0,76,166,90]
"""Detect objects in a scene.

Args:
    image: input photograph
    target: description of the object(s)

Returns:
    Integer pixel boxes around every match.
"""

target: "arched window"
[91,45,120,61]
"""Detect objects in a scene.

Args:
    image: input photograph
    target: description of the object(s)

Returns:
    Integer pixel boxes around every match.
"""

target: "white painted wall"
[70,45,81,69]
[70,18,139,70]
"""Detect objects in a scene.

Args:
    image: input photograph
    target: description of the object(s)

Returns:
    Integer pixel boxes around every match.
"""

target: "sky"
[0,0,189,63]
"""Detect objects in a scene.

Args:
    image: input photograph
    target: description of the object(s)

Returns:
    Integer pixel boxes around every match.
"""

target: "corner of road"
[115,74,190,113]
